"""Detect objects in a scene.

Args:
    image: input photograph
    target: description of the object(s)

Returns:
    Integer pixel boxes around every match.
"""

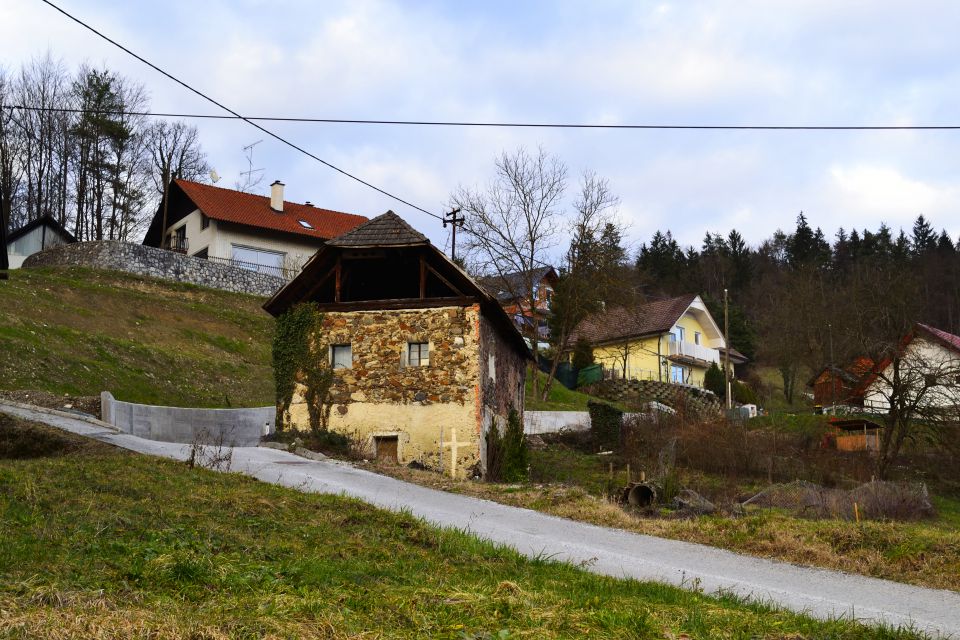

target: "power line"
[7,103,960,130]
[35,0,442,221]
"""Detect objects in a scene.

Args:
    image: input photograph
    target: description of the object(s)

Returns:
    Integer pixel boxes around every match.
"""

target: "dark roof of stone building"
[326,211,429,247]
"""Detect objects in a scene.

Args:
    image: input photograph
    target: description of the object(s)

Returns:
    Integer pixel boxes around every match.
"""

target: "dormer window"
[298,220,314,229]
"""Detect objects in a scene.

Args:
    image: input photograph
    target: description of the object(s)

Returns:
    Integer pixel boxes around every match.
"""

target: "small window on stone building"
[201,213,210,230]
[331,344,352,369]
[408,342,429,366]
[488,353,496,381]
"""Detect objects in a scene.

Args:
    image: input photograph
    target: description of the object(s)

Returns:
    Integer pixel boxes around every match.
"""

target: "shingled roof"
[326,210,429,247]
[570,294,698,345]
[168,179,367,241]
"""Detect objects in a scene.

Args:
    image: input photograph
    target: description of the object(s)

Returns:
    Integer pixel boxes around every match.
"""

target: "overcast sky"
[5,0,960,257]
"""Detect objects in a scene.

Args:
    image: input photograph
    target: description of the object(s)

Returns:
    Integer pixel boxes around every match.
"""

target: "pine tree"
[912,215,937,254]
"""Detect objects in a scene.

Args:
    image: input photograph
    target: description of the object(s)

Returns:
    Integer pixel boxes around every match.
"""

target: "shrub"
[571,337,595,370]
[704,362,725,397]
[501,409,529,482]
[588,400,623,450]
[733,380,758,405]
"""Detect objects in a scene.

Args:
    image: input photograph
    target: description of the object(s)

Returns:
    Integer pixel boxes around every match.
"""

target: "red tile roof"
[175,179,368,240]
[917,323,960,354]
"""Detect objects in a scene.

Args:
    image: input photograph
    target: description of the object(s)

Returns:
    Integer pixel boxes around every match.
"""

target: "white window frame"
[670,364,686,384]
[694,331,701,345]
[330,344,352,369]
[407,342,430,367]
[231,243,286,271]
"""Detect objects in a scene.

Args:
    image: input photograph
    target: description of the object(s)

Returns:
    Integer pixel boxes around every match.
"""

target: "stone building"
[263,211,530,477]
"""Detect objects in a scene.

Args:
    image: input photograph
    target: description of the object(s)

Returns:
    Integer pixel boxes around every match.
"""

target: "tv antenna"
[237,140,265,192]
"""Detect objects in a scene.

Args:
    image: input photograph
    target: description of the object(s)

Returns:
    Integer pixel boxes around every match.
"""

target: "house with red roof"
[862,323,960,413]
[142,179,368,278]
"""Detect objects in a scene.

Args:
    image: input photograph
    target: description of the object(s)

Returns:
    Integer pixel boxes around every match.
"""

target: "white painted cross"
[442,427,475,478]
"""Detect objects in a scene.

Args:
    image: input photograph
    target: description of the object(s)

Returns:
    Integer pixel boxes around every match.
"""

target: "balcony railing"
[667,340,721,365]
[166,235,188,253]
[205,255,295,280]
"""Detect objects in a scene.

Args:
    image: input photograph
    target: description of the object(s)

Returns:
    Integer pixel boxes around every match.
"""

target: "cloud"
[825,165,960,233]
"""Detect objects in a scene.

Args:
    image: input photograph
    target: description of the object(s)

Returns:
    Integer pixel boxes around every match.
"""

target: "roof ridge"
[326,210,429,247]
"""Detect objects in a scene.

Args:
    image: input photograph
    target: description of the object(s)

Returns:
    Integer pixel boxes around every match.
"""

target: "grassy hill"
[0,267,275,408]
[0,413,924,639]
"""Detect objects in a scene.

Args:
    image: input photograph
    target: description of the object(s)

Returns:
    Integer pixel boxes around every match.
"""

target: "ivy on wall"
[272,302,334,433]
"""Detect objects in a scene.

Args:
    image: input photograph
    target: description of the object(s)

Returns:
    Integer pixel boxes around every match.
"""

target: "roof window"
[298,219,314,229]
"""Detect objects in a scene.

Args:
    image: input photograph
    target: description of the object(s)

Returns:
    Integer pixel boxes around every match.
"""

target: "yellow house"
[571,294,733,388]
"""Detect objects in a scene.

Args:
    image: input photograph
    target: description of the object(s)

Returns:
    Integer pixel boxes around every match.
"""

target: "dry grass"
[373,457,960,592]
[0,415,927,639]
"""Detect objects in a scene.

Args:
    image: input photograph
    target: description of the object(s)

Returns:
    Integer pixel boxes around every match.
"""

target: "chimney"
[270,180,285,212]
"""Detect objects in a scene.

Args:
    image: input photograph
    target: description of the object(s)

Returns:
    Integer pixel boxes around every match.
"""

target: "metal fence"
[205,255,295,280]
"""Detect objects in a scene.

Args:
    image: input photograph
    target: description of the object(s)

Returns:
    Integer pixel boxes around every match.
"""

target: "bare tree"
[147,120,208,246]
[0,67,25,235]
[540,171,625,400]
[451,146,567,397]
[862,333,960,479]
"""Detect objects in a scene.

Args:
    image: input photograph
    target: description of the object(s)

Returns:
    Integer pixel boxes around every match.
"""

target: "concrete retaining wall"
[101,392,275,446]
[24,241,287,296]
[524,410,649,435]
[524,411,591,435]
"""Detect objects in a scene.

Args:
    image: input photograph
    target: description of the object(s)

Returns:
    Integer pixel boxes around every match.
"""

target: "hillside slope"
[0,267,275,408]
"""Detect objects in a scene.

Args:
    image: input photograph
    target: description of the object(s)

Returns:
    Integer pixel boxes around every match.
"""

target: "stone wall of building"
[287,305,484,475]
[477,312,527,457]
[22,240,286,297]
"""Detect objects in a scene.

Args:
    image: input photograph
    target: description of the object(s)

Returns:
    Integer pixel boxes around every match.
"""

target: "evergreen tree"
[912,215,937,254]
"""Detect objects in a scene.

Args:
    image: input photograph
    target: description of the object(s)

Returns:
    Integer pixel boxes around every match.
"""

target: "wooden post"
[334,258,342,303]
[640,470,646,482]
[608,462,613,479]
[419,255,426,299]
[626,463,631,485]
[854,501,861,524]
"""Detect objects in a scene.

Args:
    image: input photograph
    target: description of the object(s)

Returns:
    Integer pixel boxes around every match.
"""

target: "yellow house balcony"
[667,340,721,366]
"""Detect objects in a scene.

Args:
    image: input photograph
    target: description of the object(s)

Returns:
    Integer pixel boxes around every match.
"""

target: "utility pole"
[724,288,731,410]
[0,194,8,280]
[443,207,464,262]
[828,321,835,415]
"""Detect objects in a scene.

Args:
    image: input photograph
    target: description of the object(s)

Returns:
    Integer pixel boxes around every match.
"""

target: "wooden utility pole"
[724,288,731,410]
[0,193,8,279]
[443,208,464,262]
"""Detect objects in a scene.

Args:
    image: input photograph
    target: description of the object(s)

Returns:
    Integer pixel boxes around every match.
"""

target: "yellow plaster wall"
[589,312,716,386]
[287,398,479,474]
[592,335,666,382]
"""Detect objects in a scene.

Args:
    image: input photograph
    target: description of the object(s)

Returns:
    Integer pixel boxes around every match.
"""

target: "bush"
[571,337,595,370]
[588,400,623,451]
[501,409,529,482]
[733,380,758,405]
[704,362,725,397]
[486,408,528,482]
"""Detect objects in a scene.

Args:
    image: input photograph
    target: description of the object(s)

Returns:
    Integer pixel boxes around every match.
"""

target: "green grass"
[0,266,274,408]
[525,370,625,412]
[0,414,927,639]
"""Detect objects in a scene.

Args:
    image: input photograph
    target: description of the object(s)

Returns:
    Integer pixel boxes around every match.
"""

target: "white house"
[862,323,960,413]
[5,214,76,269]
[142,179,368,278]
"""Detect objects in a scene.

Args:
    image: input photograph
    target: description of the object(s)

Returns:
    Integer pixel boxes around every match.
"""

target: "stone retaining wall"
[23,240,287,296]
[101,391,275,446]
[586,378,721,415]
